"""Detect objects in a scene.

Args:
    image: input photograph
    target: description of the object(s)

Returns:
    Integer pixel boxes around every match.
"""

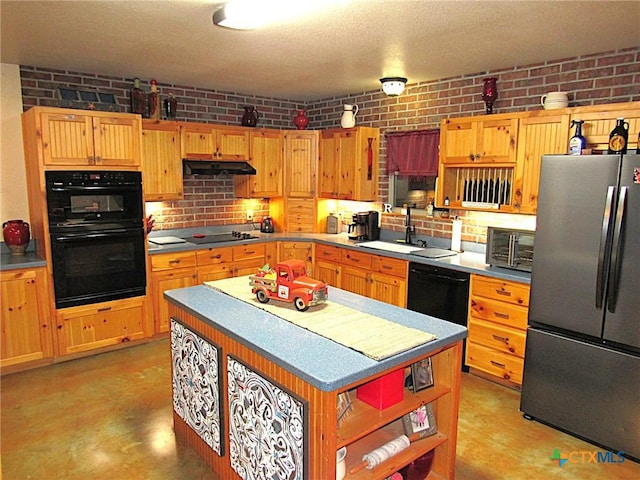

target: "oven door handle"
[54,229,141,242]
[48,184,140,193]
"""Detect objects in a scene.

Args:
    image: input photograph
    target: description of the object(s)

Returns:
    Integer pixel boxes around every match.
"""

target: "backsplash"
[19,46,639,239]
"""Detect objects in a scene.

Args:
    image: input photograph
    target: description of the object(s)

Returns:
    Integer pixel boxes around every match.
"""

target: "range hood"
[183,160,256,175]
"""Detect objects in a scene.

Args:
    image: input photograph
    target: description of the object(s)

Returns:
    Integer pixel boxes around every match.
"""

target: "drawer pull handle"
[490,360,506,368]
[97,307,112,312]
[494,312,510,319]
[169,259,181,264]
[382,265,392,270]
[492,334,509,343]
[495,289,512,296]
[211,254,222,259]
[244,250,255,255]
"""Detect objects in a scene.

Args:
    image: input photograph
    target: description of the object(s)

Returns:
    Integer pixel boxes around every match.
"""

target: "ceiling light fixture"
[213,0,326,30]
[213,2,264,30]
[380,77,408,96]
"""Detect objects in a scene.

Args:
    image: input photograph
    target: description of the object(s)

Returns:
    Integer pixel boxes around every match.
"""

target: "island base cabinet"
[168,303,461,480]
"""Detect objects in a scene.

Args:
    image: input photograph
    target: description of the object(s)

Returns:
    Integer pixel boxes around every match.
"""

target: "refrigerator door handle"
[607,186,627,313]
[596,186,616,310]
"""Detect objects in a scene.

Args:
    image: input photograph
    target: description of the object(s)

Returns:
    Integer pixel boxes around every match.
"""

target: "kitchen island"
[165,281,466,479]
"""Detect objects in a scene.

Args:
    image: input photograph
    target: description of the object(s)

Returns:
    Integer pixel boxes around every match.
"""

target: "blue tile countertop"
[0,252,47,271]
[149,229,531,284]
[165,284,467,392]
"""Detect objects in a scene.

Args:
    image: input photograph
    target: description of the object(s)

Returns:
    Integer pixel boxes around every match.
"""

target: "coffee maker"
[348,211,380,241]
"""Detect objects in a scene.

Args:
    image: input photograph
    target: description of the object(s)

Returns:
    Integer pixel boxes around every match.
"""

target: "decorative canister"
[2,219,30,255]
[293,110,309,130]
[241,106,259,127]
[340,104,358,128]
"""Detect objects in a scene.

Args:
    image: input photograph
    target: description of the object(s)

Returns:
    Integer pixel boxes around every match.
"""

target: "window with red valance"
[385,129,440,176]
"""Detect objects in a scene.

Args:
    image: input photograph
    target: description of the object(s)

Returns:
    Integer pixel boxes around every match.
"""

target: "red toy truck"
[249,259,328,311]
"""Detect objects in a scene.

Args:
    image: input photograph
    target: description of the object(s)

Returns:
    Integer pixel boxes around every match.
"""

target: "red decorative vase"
[482,77,498,114]
[3,219,30,255]
[293,110,309,130]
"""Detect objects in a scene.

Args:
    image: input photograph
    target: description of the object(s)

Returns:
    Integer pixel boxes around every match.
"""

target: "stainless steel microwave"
[486,227,535,272]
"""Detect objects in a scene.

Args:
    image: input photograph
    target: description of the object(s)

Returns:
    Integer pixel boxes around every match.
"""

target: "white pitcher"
[541,92,569,110]
[340,104,358,128]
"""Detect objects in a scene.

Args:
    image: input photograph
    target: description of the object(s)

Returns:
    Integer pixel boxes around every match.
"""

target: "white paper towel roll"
[451,218,462,252]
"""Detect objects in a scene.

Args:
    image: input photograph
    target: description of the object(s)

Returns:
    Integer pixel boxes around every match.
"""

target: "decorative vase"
[241,106,259,127]
[293,110,309,130]
[164,92,177,119]
[3,219,30,255]
[481,77,498,114]
[130,77,147,116]
[147,79,161,120]
[340,104,358,128]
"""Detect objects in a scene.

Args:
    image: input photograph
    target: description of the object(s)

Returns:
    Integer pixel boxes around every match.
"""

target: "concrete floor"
[1,339,638,480]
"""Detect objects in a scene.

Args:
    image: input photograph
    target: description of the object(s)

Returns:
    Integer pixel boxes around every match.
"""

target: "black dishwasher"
[407,262,470,371]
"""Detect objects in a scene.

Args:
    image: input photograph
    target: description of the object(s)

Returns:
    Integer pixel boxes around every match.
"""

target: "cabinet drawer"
[341,249,373,269]
[466,342,524,384]
[371,255,407,278]
[471,276,530,307]
[196,247,233,266]
[315,244,341,263]
[233,243,265,261]
[151,252,197,271]
[469,296,528,330]
[468,318,526,357]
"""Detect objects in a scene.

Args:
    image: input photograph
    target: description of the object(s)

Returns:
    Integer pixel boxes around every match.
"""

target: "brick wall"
[20,46,639,236]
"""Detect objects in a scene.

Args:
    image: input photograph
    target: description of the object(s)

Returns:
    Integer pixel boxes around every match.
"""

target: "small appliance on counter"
[260,216,274,233]
[326,213,341,234]
[348,211,380,241]
[486,226,535,272]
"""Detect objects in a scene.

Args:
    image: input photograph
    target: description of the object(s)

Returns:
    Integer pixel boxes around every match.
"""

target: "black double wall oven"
[46,171,146,309]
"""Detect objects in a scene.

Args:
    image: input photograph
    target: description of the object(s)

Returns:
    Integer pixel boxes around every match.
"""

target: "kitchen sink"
[357,240,456,258]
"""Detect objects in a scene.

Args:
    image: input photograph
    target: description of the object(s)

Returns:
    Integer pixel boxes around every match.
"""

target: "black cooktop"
[183,231,259,244]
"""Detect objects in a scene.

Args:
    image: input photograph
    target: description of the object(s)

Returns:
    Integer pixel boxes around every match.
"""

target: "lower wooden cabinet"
[279,241,313,274]
[314,244,342,288]
[1,267,54,370]
[465,274,530,388]
[55,296,149,356]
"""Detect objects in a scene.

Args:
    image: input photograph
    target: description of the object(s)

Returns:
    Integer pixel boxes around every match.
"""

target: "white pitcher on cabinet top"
[340,104,358,128]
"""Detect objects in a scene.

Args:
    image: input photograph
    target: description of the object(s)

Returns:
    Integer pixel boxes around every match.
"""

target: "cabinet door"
[56,297,147,355]
[340,265,370,297]
[284,131,318,197]
[1,269,53,367]
[40,111,95,165]
[93,115,141,167]
[278,241,313,274]
[152,269,198,333]
[476,118,518,164]
[514,113,569,214]
[216,127,251,161]
[370,272,407,307]
[318,132,338,197]
[440,118,477,164]
[336,130,359,198]
[141,121,183,201]
[236,129,282,197]
[180,124,216,159]
[314,260,341,289]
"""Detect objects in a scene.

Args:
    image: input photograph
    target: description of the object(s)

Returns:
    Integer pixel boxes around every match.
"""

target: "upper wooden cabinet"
[141,120,183,201]
[283,130,318,198]
[22,107,142,167]
[568,103,640,152]
[180,122,251,161]
[318,127,380,201]
[235,129,283,198]
[440,115,518,165]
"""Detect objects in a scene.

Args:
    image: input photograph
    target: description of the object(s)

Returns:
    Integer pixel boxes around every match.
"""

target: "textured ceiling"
[1,0,639,101]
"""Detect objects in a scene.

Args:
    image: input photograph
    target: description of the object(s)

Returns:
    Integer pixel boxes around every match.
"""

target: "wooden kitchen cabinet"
[1,267,54,371]
[141,119,183,201]
[314,244,342,288]
[318,127,380,200]
[513,112,569,214]
[568,103,640,152]
[278,241,313,274]
[180,122,251,161]
[232,243,267,276]
[55,296,148,356]
[283,130,318,198]
[466,274,530,389]
[22,107,142,167]
[196,247,234,282]
[235,129,283,198]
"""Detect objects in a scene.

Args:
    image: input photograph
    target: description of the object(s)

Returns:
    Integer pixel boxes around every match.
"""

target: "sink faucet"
[404,205,415,244]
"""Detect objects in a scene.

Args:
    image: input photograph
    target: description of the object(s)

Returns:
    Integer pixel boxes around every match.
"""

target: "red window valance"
[385,129,440,176]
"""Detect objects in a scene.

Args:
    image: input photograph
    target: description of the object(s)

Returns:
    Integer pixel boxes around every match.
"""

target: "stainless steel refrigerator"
[520,154,640,460]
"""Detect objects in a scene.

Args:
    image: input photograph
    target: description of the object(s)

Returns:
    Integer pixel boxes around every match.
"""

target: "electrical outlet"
[246,210,253,221]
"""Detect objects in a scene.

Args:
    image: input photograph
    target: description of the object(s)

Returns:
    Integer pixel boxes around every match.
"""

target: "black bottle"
[608,117,628,154]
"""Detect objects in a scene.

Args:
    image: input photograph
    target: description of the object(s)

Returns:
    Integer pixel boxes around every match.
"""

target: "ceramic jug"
[340,104,358,128]
[541,92,569,110]
[293,110,309,130]
[241,106,259,127]
[2,219,30,255]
